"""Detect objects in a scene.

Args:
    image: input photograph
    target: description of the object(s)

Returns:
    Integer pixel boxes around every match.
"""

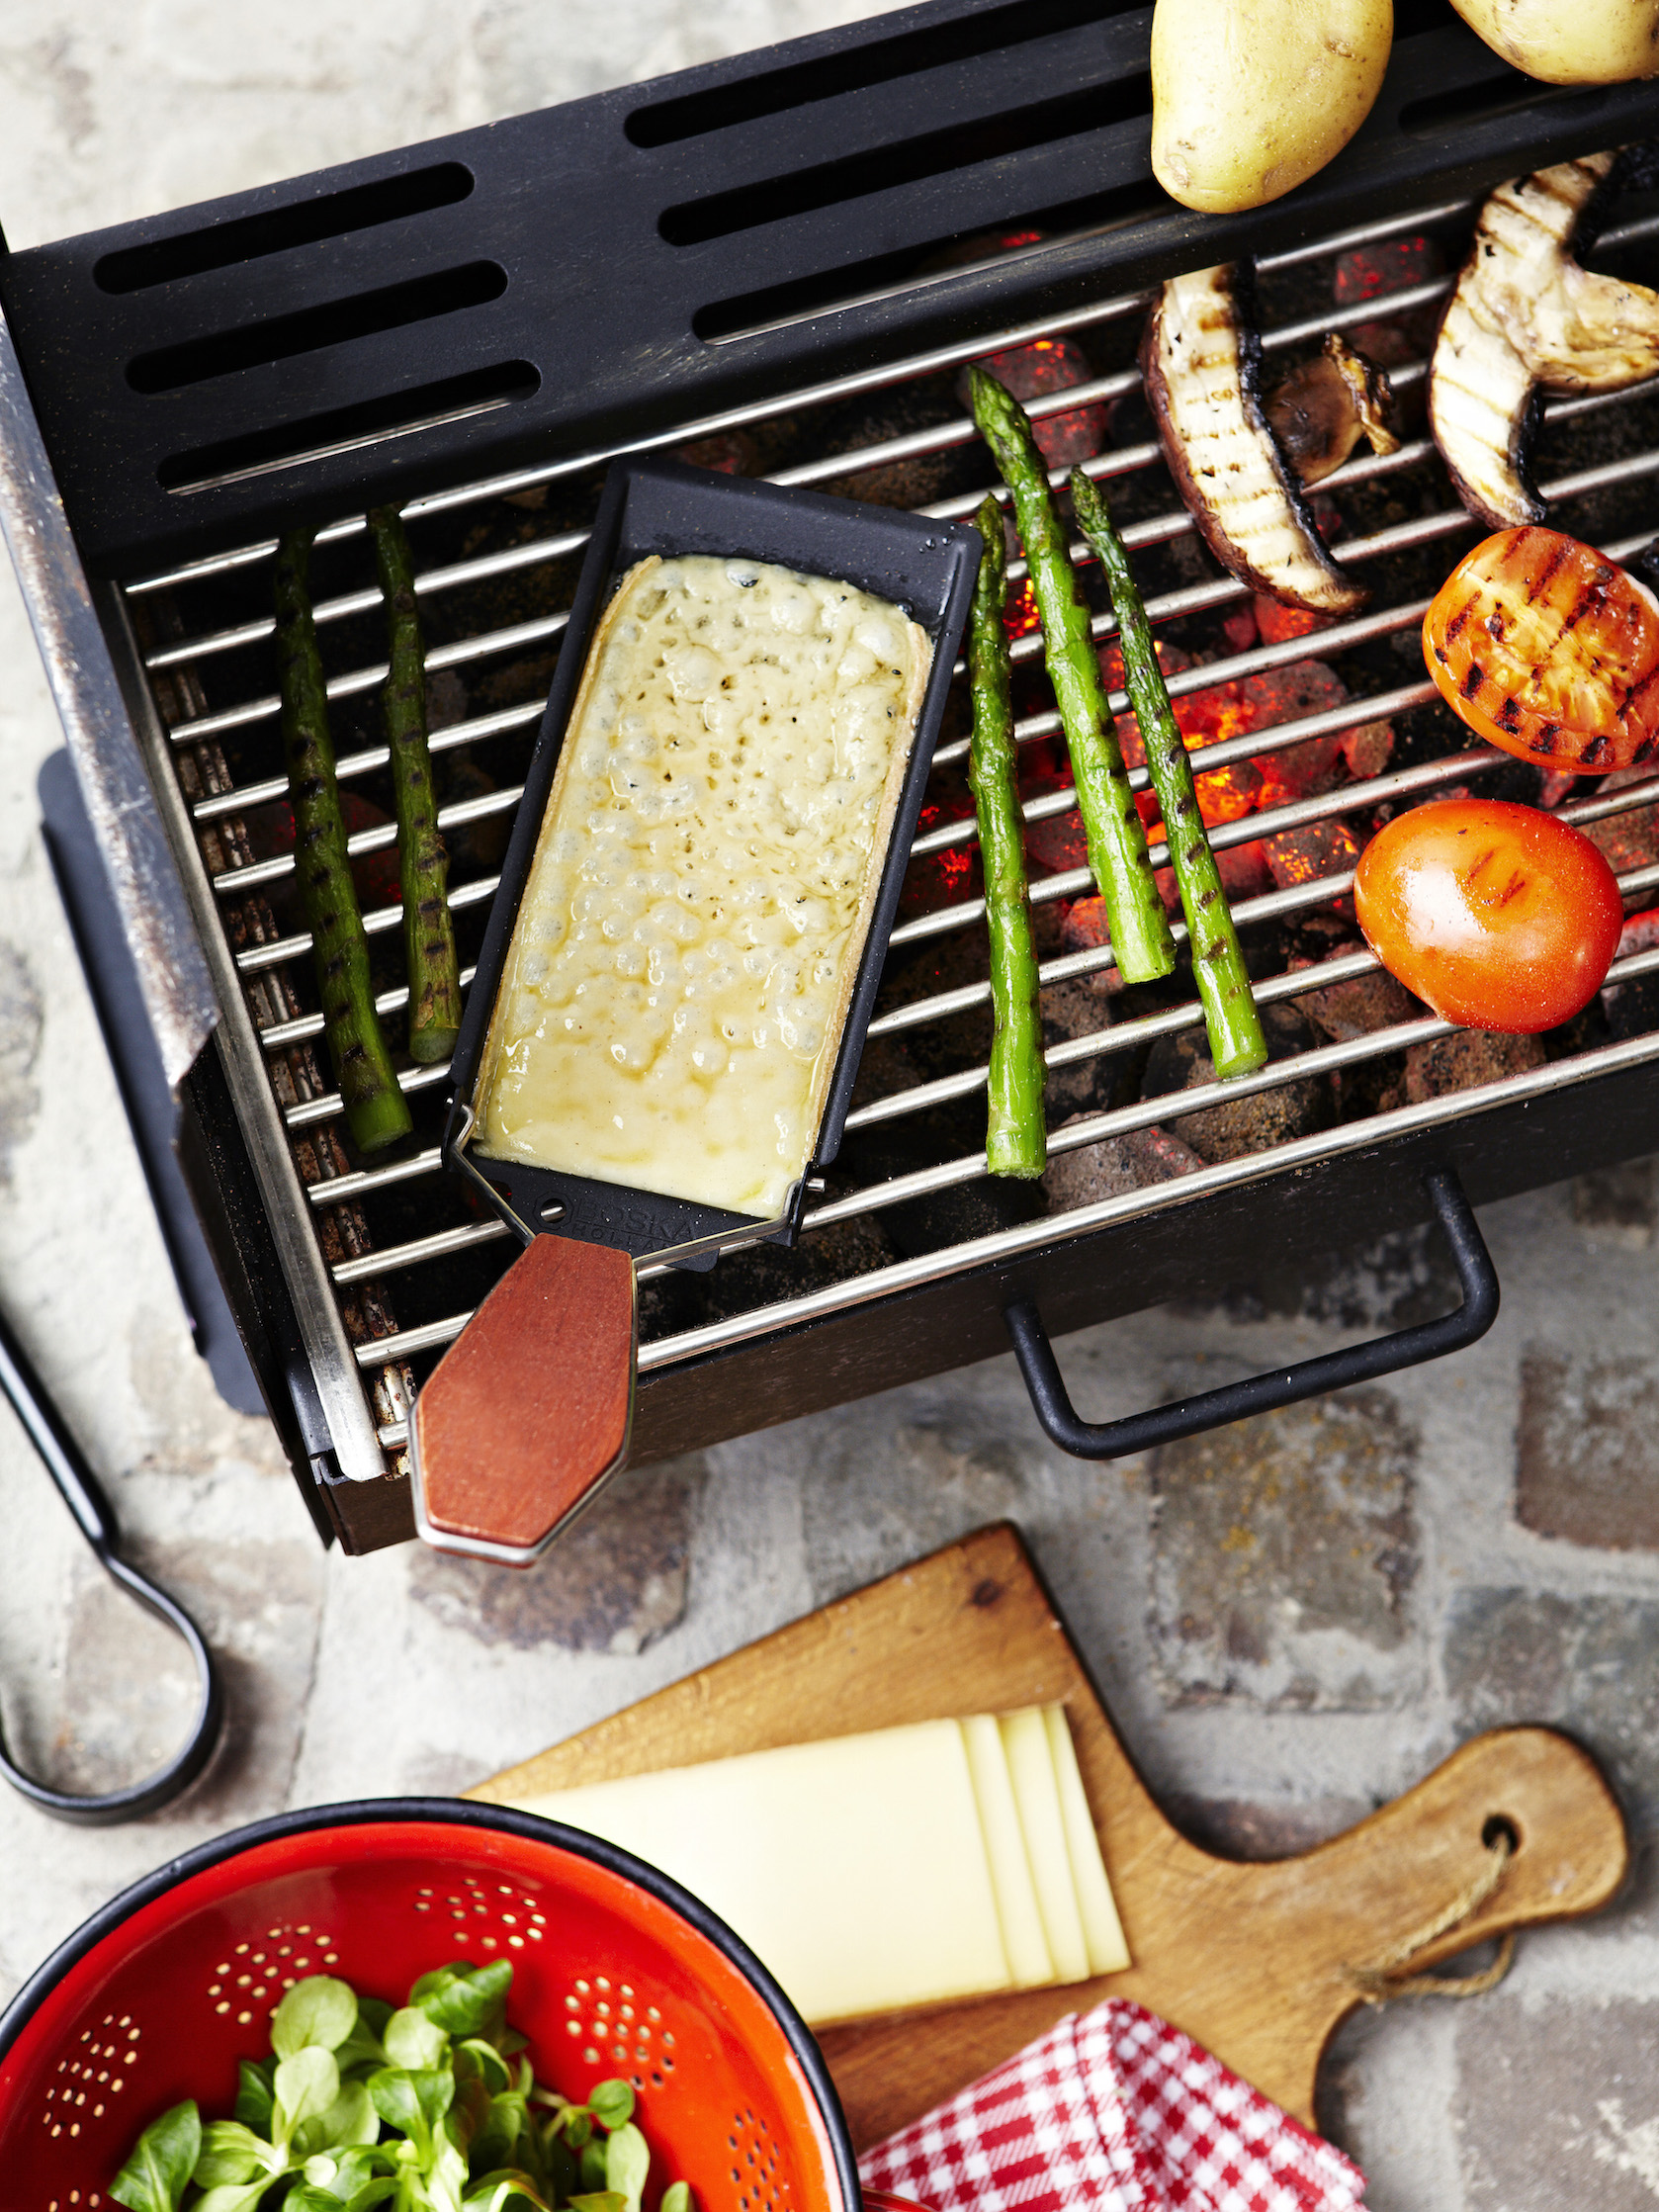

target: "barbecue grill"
[7,0,1659,1554]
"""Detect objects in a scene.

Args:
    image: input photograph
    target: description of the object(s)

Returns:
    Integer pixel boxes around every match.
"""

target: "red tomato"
[1423,527,1659,772]
[1353,798,1621,1032]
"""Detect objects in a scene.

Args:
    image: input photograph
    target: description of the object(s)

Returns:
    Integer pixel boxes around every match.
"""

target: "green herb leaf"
[469,2084,532,2176]
[273,1977,360,2060]
[415,1959,514,2038]
[463,2171,554,2212]
[457,2039,512,2096]
[544,2126,580,2202]
[661,2182,693,2212]
[568,2192,628,2212]
[302,2144,394,2197]
[605,2121,651,2212]
[368,2068,429,2159]
[294,2077,382,2161]
[193,2180,284,2212]
[234,2059,276,2136]
[587,2081,635,2132]
[334,1999,391,2079]
[580,2137,610,2192]
[194,2119,282,2187]
[564,2111,593,2150]
[384,2006,449,2072]
[110,2101,203,2212]
[275,2047,344,2145]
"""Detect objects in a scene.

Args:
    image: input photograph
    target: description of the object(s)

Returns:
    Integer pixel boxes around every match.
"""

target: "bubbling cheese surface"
[474,554,928,1217]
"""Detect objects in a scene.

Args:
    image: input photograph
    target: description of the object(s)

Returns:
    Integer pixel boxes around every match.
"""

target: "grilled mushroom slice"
[1140,263,1371,614]
[1266,333,1401,486]
[1431,151,1659,530]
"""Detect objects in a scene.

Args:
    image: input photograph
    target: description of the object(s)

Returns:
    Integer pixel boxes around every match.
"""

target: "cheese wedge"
[1046,1703,1132,1976]
[962,1713,1054,1988]
[1000,1707,1091,1984]
[510,1705,1127,2026]
[517,1719,1009,2023]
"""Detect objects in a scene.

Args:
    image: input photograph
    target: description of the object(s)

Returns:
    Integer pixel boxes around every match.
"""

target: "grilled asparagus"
[275,529,412,1153]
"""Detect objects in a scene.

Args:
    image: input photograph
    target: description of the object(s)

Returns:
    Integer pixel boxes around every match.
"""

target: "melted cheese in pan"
[473,554,929,1218]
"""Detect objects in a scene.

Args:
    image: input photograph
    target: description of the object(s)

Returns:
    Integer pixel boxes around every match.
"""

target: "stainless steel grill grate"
[116,182,1659,1486]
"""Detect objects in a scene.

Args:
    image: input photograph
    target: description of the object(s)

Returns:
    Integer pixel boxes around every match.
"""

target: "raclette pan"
[414,456,980,1564]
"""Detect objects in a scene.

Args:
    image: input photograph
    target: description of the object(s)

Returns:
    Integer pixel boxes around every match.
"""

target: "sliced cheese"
[512,1718,1011,2025]
[962,1713,1054,1988]
[1044,1703,1131,1977]
[999,1707,1091,1985]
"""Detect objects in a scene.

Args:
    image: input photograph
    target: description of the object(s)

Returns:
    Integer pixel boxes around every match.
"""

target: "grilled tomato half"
[1353,798,1621,1032]
[1423,527,1659,771]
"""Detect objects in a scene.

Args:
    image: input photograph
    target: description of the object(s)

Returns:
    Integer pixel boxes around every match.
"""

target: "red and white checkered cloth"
[858,2000,1366,2212]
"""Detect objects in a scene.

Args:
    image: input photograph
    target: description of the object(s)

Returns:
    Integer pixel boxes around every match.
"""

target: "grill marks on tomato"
[1424,527,1659,772]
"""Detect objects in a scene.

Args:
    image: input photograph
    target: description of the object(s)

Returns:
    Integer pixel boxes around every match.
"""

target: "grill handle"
[1004,1167,1499,1460]
[0,1300,224,1824]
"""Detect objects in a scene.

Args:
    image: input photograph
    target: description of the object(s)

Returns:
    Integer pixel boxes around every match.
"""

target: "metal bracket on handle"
[0,1302,222,1824]
[1004,1167,1500,1461]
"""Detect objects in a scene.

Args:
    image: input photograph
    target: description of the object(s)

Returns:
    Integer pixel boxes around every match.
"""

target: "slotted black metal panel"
[5,0,1659,572]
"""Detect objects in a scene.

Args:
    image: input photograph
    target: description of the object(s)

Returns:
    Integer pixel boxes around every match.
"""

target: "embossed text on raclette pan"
[412,457,979,1564]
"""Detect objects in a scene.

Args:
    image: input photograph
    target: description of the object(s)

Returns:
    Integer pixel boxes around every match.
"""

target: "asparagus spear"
[275,529,413,1153]
[1071,470,1267,1080]
[967,368,1175,985]
[968,496,1047,1178]
[368,504,463,1063]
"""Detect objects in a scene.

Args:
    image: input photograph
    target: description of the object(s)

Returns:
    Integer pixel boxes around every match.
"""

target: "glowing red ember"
[965,336,1108,467]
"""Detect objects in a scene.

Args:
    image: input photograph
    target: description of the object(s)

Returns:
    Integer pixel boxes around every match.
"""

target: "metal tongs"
[0,1298,222,1823]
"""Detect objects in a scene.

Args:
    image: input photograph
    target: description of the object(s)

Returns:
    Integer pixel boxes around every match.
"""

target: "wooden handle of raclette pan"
[410,1233,637,1564]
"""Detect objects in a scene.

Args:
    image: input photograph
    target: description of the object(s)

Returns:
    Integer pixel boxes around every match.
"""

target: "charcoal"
[1400,1029,1545,1105]
[956,335,1110,469]
[1142,1003,1335,1163]
[1024,806,1090,877]
[1041,976,1121,1115]
[1294,959,1421,1043]
[1262,816,1360,902]
[1341,716,1396,779]
[696,1212,898,1323]
[872,930,993,1083]
[1584,800,1659,875]
[812,375,985,508]
[1043,1120,1203,1212]
[1245,661,1350,804]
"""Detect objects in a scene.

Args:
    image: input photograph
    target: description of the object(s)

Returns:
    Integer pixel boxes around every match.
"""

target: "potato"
[1447,0,1659,81]
[1150,0,1392,213]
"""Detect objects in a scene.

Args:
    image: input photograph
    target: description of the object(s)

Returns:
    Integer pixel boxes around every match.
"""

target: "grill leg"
[1004,1167,1500,1460]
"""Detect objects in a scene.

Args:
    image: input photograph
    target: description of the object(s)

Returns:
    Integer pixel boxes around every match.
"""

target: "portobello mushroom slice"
[1140,263,1371,614]
[1266,333,1401,486]
[1431,151,1659,531]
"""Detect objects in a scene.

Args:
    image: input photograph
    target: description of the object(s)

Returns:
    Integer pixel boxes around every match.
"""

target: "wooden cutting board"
[469,1522,1626,2147]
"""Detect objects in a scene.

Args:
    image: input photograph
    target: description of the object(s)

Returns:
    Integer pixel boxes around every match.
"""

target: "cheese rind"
[473,554,929,1218]
[1045,1703,1132,1977]
[1000,1707,1091,1984]
[514,1718,1010,2024]
[962,1713,1055,1988]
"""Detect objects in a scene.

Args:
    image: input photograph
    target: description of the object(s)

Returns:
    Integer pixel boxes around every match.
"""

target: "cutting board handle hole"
[1483,1814,1521,1852]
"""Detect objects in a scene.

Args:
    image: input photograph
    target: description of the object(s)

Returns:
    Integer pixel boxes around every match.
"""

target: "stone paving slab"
[3,11,1659,2210]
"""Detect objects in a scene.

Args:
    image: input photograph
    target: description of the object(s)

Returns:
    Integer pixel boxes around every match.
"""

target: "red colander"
[0,1799,866,2212]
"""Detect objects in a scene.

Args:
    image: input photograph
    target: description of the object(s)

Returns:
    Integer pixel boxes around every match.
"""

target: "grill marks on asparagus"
[1071,472,1266,1082]
[968,496,1046,1177]
[275,530,413,1155]
[968,368,1175,986]
[369,505,463,1063]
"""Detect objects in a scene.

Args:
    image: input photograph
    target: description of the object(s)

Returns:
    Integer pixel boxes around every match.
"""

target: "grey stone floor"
[3,8,1659,2208]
